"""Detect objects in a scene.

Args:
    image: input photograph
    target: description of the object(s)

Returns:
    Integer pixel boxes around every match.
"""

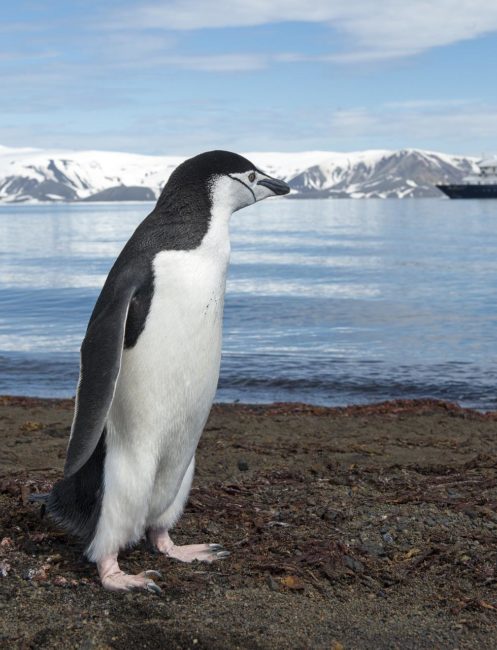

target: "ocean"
[0,198,496,409]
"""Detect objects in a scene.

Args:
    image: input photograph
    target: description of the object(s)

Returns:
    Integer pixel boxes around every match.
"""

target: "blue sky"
[2,0,497,155]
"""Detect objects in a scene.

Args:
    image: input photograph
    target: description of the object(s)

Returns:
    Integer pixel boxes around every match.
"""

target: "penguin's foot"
[164,542,230,563]
[101,570,162,594]
[148,529,230,563]
[97,554,162,594]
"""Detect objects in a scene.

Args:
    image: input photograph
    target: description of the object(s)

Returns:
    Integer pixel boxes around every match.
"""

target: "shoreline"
[1,393,497,415]
[1,396,497,648]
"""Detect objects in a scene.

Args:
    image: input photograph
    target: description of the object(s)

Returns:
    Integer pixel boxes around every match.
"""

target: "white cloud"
[384,99,475,111]
[91,31,265,71]
[114,0,497,61]
[329,101,497,145]
[124,53,268,72]
[2,96,496,155]
[118,0,334,31]
[166,54,267,71]
[0,50,59,64]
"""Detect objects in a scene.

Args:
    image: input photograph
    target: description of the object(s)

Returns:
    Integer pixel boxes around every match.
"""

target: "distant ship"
[437,158,497,198]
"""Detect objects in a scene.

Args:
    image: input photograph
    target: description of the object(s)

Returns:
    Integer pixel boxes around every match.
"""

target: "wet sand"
[1,396,496,649]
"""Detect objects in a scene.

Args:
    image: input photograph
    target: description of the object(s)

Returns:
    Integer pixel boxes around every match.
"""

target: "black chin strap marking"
[228,174,256,203]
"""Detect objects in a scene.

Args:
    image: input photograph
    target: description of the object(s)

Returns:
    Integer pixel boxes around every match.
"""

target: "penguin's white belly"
[107,247,228,480]
[87,245,229,560]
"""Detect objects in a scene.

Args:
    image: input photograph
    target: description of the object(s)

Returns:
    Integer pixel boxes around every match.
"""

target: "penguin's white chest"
[109,235,230,460]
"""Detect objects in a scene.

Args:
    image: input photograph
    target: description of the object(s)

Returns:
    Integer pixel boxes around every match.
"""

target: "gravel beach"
[1,396,496,649]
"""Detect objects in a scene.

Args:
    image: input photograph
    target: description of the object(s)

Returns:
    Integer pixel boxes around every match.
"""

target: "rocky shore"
[1,396,496,649]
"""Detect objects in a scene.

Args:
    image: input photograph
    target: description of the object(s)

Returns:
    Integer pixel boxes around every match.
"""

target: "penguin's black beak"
[257,177,290,196]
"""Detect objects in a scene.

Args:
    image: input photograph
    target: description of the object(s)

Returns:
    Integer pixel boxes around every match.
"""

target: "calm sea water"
[0,199,496,409]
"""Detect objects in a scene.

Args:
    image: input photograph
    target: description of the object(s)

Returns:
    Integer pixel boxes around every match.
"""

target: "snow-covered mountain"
[0,145,478,202]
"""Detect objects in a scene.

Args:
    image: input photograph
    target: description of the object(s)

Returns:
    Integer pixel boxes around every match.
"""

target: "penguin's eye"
[248,172,256,183]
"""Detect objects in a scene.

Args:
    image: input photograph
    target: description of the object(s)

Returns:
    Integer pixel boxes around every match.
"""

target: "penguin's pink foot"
[164,542,229,563]
[148,529,230,563]
[97,555,162,594]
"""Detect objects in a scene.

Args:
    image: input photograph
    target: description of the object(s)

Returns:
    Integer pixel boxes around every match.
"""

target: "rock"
[0,560,11,577]
[321,508,344,523]
[358,543,386,557]
[0,537,15,551]
[24,565,49,581]
[237,459,249,471]
[344,556,365,573]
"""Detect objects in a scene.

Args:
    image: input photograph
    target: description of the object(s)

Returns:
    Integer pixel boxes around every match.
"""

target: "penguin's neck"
[200,176,234,259]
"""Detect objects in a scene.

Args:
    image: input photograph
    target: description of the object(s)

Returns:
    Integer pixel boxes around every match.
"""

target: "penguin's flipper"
[63,282,136,478]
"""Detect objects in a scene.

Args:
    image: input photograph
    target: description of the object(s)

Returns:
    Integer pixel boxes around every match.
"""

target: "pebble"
[0,560,11,577]
[382,532,395,544]
[238,459,249,471]
[0,537,14,551]
[358,543,386,558]
[344,555,364,573]
[321,508,342,523]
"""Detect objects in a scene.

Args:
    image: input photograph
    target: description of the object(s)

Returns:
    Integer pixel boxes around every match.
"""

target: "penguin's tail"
[46,472,103,547]
[44,433,106,549]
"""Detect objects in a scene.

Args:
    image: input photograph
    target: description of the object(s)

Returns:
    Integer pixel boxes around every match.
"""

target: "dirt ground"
[0,395,496,649]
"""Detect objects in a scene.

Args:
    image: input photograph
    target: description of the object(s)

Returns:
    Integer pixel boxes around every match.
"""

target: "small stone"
[0,560,11,577]
[204,522,218,535]
[30,565,50,581]
[267,575,279,591]
[344,555,364,573]
[321,508,343,523]
[23,567,47,581]
[237,459,249,472]
[358,543,386,557]
[0,537,15,551]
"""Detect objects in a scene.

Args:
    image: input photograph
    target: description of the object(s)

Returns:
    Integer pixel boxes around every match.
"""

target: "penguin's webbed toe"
[101,570,162,594]
[163,542,231,563]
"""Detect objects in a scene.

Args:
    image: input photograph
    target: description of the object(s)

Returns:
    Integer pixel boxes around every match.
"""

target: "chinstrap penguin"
[46,150,290,593]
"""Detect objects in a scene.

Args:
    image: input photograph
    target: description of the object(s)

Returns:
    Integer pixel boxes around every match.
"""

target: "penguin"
[46,150,290,593]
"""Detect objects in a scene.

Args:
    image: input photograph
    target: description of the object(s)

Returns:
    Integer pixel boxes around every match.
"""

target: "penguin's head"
[167,150,290,214]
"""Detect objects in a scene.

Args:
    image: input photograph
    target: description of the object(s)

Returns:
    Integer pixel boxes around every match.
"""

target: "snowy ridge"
[0,145,479,202]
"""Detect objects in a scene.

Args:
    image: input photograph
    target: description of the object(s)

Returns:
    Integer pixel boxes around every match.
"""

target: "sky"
[2,0,497,156]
